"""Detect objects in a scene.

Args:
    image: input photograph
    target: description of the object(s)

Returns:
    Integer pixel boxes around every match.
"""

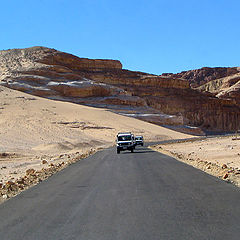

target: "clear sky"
[1,0,239,74]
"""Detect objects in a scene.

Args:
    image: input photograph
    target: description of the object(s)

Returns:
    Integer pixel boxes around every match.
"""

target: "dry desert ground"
[1,85,240,202]
[152,137,240,187]
[0,86,191,201]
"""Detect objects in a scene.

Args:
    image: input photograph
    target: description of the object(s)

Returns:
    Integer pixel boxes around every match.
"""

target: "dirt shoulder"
[0,149,97,204]
[151,135,240,187]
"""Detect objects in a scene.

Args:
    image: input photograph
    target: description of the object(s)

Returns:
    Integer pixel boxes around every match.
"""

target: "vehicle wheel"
[117,149,120,154]
[141,143,143,146]
[131,148,134,153]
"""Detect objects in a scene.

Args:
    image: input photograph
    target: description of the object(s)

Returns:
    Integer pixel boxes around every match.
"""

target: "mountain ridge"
[1,46,240,132]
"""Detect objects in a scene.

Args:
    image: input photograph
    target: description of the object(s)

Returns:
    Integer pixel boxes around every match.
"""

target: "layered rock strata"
[162,67,240,88]
[1,46,240,132]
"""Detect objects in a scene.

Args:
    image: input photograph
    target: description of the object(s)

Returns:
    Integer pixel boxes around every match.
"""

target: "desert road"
[0,145,240,240]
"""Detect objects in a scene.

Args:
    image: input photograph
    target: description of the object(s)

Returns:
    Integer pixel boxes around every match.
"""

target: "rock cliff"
[162,67,240,88]
[197,73,240,104]
[1,46,240,132]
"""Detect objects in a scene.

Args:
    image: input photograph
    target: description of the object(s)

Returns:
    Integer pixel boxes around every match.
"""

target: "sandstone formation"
[162,66,240,107]
[197,73,240,104]
[162,67,240,88]
[83,70,240,131]
[1,46,240,132]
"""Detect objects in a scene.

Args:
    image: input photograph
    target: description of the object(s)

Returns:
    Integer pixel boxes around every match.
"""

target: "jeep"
[116,132,135,154]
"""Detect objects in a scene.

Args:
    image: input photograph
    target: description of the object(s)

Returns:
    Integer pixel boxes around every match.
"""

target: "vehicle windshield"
[118,135,132,141]
[136,137,142,140]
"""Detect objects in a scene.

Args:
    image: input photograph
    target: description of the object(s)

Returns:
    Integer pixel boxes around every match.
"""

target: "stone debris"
[222,164,228,169]
[26,169,35,175]
[0,150,96,203]
[0,153,8,157]
[223,173,229,179]
[2,194,8,199]
[151,142,240,188]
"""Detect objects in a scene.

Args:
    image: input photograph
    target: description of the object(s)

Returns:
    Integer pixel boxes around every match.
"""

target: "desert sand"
[0,85,192,198]
[151,136,240,187]
[1,84,240,202]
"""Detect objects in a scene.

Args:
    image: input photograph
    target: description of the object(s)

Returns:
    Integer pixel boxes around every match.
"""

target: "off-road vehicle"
[135,135,144,146]
[116,132,135,154]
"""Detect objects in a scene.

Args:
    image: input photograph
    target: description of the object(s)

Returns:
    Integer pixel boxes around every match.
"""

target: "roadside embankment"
[151,135,240,187]
[0,149,97,203]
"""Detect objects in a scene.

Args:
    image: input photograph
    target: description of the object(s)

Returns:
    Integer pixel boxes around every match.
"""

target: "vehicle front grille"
[120,143,129,146]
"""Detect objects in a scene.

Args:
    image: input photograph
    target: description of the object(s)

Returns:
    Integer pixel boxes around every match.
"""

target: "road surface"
[0,145,240,240]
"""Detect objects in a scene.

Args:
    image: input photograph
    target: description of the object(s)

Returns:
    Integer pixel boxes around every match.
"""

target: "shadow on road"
[121,148,155,154]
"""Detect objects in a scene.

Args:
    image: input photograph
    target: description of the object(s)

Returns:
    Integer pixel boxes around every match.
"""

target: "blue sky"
[1,0,239,74]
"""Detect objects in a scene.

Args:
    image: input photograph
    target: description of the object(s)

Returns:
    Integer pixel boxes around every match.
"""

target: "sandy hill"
[1,46,240,132]
[0,85,191,184]
[0,86,190,152]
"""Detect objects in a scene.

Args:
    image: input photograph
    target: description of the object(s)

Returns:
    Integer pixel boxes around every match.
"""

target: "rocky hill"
[1,46,240,132]
[197,73,240,103]
[163,66,240,105]
[162,67,240,88]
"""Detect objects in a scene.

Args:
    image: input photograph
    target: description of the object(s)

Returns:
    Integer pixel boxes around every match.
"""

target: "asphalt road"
[0,145,240,240]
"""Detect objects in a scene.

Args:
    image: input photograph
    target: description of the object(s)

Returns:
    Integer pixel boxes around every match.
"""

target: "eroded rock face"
[0,47,125,99]
[162,67,240,88]
[197,73,240,105]
[83,68,240,131]
[1,46,240,132]
[38,49,123,70]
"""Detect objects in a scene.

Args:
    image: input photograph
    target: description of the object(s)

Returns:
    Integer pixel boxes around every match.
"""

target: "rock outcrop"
[0,47,127,99]
[1,46,240,132]
[162,67,240,88]
[197,73,240,104]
